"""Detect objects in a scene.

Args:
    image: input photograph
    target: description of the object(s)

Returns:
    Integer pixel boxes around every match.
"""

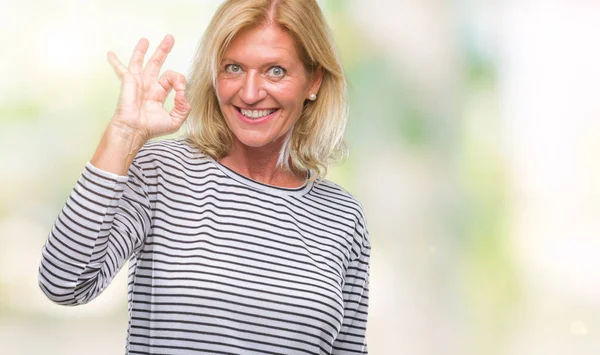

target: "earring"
[308,94,317,101]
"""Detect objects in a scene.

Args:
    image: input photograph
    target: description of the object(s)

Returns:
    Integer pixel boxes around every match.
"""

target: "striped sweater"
[39,138,370,354]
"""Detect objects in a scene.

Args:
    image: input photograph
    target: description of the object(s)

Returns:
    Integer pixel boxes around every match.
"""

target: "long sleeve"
[38,161,151,306]
[332,224,371,354]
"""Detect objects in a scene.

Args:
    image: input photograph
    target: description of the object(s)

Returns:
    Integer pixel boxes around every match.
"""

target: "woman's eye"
[225,64,242,73]
[268,66,286,77]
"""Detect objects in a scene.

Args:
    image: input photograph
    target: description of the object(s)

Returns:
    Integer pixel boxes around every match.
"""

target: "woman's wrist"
[90,122,148,176]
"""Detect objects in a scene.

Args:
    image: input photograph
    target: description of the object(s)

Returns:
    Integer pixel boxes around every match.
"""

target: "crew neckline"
[207,157,314,197]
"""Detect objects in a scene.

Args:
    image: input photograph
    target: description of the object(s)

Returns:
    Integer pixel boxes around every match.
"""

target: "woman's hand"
[107,35,191,143]
[90,35,191,175]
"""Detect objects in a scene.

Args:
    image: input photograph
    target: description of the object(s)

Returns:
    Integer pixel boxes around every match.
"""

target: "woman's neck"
[218,138,305,188]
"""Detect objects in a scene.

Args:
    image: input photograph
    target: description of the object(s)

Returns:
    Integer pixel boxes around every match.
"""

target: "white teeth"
[240,108,276,119]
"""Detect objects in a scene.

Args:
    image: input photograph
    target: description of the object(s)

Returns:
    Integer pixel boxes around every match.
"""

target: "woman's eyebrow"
[221,57,240,63]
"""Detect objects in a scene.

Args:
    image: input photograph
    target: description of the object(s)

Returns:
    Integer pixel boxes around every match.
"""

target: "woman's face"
[216,24,322,152]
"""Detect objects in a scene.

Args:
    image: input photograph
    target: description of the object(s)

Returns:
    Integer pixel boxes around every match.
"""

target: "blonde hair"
[185,0,348,180]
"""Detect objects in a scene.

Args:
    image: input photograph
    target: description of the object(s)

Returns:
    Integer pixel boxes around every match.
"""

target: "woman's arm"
[332,222,371,354]
[38,160,150,305]
[38,35,190,305]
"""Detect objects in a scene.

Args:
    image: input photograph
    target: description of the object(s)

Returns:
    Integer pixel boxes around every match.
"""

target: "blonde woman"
[39,0,370,353]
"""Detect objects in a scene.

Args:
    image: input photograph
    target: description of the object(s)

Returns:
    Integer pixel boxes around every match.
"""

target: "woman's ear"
[308,67,324,96]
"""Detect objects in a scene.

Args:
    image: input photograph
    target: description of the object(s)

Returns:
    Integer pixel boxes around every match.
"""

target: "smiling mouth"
[235,106,279,119]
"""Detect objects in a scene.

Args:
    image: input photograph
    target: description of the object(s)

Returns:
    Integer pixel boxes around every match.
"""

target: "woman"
[39,0,370,353]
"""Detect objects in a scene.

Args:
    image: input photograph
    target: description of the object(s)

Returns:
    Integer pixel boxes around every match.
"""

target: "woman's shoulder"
[312,179,368,227]
[313,179,365,213]
[133,137,212,173]
[137,137,201,156]
[313,179,370,257]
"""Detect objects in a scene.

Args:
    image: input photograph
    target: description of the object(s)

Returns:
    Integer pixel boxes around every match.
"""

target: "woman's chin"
[232,131,286,151]
[236,138,276,149]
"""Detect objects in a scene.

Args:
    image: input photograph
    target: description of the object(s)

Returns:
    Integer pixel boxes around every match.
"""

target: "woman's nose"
[240,71,267,104]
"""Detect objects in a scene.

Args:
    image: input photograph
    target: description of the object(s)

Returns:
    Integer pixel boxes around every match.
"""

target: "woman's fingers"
[157,70,190,122]
[157,70,186,93]
[143,34,175,81]
[171,89,191,122]
[108,36,186,126]
[128,38,150,77]
[107,51,128,79]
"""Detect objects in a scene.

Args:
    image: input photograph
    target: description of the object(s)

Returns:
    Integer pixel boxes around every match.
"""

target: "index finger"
[143,34,175,81]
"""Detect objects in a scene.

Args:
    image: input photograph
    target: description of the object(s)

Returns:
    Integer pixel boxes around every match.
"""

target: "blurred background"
[1,0,600,354]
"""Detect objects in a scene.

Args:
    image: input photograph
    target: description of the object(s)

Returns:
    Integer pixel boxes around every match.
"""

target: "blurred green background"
[2,0,600,354]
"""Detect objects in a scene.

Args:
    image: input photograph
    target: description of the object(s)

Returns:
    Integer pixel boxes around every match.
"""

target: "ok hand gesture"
[107,35,191,142]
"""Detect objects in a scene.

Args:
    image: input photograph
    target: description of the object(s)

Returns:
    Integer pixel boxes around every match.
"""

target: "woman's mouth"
[235,106,279,124]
